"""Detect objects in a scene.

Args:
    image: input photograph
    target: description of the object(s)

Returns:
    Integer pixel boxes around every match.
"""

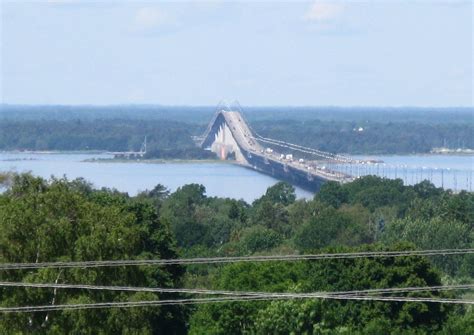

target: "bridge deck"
[200,110,353,190]
[222,111,350,183]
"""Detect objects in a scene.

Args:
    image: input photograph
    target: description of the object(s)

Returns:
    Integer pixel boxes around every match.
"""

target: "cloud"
[133,7,172,31]
[304,1,344,22]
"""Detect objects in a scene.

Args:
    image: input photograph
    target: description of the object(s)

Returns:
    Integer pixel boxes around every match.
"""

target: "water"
[1,153,472,201]
[332,155,473,191]
[0,152,313,202]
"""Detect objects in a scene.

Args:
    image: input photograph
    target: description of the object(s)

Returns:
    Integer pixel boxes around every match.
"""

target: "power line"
[1,248,473,270]
[1,293,473,313]
[1,282,473,297]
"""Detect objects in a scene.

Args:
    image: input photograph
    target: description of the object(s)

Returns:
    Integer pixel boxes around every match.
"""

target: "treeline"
[0,174,472,333]
[1,118,473,156]
[253,119,474,154]
[0,119,213,159]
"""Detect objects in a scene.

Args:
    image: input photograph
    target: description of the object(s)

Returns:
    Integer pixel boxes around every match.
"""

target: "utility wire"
[1,248,473,270]
[1,293,473,313]
[0,282,473,298]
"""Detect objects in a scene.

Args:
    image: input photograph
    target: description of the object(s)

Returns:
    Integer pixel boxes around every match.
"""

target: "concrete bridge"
[197,110,354,192]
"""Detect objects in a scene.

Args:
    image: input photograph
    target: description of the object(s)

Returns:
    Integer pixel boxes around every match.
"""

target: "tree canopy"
[0,174,472,334]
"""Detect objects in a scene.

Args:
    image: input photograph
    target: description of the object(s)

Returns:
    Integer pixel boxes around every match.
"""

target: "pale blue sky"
[1,1,472,106]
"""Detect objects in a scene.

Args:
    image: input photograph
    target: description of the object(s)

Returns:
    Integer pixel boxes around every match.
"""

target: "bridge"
[197,109,356,192]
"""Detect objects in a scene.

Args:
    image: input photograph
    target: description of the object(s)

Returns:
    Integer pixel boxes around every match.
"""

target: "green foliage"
[0,174,186,334]
[189,262,304,334]
[1,174,472,333]
[316,181,349,208]
[259,181,296,206]
[0,119,213,160]
[238,225,283,254]
[294,205,373,251]
[439,310,474,335]
[190,245,451,334]
[160,185,249,250]
[254,118,474,154]
[382,217,471,275]
[3,106,473,155]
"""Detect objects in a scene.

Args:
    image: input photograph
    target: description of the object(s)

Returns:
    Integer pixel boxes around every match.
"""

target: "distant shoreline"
[0,150,110,155]
[83,158,226,164]
[1,150,472,159]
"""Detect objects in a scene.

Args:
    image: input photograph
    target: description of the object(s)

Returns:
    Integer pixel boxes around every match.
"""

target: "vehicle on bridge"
[198,109,355,192]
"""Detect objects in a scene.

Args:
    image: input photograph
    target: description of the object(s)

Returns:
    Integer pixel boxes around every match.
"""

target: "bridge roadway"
[204,111,352,190]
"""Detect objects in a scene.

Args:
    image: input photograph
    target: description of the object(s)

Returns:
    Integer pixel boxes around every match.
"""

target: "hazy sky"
[1,0,472,106]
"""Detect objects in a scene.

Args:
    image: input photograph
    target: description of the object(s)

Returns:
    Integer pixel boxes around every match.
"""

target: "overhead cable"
[1,293,473,313]
[0,281,473,297]
[1,248,473,270]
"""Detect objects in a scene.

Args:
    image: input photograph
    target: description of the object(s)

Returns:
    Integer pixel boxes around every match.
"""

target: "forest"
[0,117,472,156]
[0,173,472,334]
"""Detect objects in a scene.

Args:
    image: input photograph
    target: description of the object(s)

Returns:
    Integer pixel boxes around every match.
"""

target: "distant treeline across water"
[0,105,472,156]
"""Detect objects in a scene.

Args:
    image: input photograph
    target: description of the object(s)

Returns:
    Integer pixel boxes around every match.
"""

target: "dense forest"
[0,173,473,334]
[1,105,473,156]
[253,119,474,154]
[0,117,472,156]
[0,119,214,160]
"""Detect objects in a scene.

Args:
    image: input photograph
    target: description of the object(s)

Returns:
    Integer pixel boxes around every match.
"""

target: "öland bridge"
[196,109,357,192]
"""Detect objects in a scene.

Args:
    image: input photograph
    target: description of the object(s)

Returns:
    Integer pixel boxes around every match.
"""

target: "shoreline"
[1,150,472,159]
[83,158,227,164]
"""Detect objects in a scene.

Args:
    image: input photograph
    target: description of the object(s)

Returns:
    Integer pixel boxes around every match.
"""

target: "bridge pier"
[198,109,349,193]
[209,119,248,164]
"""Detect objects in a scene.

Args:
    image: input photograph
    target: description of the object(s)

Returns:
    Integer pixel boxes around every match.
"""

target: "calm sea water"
[334,154,473,191]
[0,153,472,202]
[0,153,313,202]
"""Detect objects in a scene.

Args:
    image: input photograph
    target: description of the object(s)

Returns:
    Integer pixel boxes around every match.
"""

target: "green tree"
[189,245,451,334]
[381,216,471,275]
[316,181,349,208]
[160,184,208,248]
[294,206,372,251]
[238,225,283,254]
[439,310,474,335]
[0,174,186,334]
[260,182,296,206]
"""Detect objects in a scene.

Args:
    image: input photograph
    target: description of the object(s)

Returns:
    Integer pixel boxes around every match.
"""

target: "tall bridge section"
[198,110,353,192]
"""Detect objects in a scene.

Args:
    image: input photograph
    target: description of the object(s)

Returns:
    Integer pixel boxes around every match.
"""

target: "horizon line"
[1,103,473,110]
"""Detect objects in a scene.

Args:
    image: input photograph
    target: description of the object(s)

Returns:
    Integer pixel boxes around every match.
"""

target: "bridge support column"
[210,122,247,164]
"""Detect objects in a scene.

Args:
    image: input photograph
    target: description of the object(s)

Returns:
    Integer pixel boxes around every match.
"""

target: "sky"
[0,0,472,106]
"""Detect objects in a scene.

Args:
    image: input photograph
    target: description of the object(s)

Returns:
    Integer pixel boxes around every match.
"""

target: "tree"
[189,262,304,335]
[238,225,283,254]
[0,174,187,334]
[254,182,296,207]
[160,184,208,248]
[294,206,372,251]
[189,244,451,334]
[316,181,349,208]
[381,216,471,275]
[440,310,474,335]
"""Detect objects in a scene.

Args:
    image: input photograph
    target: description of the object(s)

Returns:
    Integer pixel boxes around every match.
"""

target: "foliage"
[0,174,472,333]
[254,118,474,154]
[1,106,473,155]
[0,119,213,160]
[238,225,283,254]
[190,244,452,334]
[0,174,186,334]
